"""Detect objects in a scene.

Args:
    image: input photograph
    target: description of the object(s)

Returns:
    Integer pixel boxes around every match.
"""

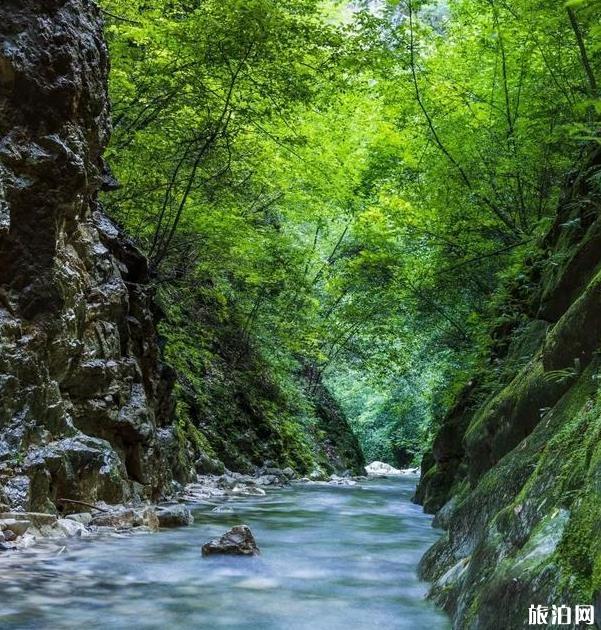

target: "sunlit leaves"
[101,0,600,463]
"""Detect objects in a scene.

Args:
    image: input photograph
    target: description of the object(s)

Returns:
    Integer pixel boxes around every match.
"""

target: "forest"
[0,0,600,628]
[101,0,600,468]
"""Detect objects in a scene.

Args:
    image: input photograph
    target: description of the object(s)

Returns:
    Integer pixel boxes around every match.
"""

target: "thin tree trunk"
[567,7,598,98]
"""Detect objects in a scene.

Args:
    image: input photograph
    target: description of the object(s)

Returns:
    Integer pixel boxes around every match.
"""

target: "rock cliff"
[0,0,183,514]
[416,147,601,628]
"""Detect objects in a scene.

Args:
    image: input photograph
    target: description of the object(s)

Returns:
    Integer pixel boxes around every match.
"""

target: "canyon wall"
[416,147,601,628]
[0,1,365,517]
[0,0,184,513]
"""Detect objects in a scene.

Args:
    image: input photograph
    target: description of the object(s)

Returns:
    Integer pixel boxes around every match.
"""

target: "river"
[0,476,449,629]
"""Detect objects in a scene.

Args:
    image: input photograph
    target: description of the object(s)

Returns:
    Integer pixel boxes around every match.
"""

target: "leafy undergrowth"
[160,283,364,476]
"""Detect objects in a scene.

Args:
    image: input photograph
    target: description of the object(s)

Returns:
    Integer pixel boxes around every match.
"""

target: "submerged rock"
[201,525,260,557]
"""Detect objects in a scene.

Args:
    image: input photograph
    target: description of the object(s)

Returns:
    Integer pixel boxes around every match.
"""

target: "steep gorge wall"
[416,147,601,628]
[0,0,185,513]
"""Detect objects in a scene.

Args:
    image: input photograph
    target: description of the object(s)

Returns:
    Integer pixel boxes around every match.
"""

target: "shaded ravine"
[0,477,448,630]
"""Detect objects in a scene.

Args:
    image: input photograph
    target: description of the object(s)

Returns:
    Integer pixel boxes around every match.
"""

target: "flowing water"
[0,476,449,630]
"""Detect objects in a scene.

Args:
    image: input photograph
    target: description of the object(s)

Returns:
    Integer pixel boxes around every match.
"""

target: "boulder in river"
[254,475,281,487]
[0,518,31,537]
[56,519,88,538]
[365,461,403,476]
[65,513,93,526]
[156,505,194,528]
[201,525,260,557]
[282,467,296,480]
[89,506,159,532]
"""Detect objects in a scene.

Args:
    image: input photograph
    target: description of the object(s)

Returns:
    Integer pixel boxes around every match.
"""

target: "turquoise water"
[0,476,449,630]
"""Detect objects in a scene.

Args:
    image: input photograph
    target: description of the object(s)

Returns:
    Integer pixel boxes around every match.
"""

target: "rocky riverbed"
[0,464,372,556]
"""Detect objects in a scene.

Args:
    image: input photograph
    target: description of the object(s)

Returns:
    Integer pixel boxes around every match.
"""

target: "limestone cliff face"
[415,148,601,628]
[0,0,183,513]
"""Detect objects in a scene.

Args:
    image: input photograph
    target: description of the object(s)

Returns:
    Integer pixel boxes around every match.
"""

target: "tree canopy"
[101,0,600,465]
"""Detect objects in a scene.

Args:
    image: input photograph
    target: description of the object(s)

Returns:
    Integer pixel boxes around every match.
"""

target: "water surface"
[0,476,449,629]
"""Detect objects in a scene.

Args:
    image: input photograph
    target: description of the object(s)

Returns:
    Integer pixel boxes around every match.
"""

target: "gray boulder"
[56,518,87,537]
[65,513,93,526]
[89,506,159,531]
[156,505,194,528]
[309,469,327,481]
[0,518,31,537]
[282,467,296,479]
[201,525,260,557]
[255,475,281,486]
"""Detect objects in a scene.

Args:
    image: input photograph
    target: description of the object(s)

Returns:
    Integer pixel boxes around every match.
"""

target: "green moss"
[279,416,316,472]
[174,395,218,459]
[152,284,363,475]
[556,493,601,600]
[548,385,601,599]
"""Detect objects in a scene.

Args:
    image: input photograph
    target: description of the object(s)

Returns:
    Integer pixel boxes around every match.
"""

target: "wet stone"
[156,505,193,528]
[65,513,93,526]
[201,525,260,557]
[0,519,31,536]
[0,512,57,527]
[56,519,87,537]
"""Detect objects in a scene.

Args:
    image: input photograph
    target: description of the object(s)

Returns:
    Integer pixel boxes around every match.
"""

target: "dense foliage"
[100,0,600,467]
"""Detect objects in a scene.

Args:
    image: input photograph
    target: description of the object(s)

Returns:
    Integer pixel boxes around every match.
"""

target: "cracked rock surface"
[0,0,183,514]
